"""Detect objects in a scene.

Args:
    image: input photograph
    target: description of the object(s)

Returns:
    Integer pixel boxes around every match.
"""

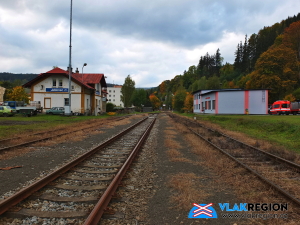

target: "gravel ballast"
[0,113,297,225]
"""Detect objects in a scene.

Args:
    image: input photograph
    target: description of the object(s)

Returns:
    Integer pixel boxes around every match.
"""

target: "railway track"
[0,115,156,224]
[169,113,300,206]
[0,115,130,152]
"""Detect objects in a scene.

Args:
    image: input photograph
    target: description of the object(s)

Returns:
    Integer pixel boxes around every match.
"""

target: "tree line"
[147,13,300,112]
[119,13,300,112]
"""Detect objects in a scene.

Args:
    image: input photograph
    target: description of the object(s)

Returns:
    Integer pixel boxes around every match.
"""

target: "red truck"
[269,100,300,115]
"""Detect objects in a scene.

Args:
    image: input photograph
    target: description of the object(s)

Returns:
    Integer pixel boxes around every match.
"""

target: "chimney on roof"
[67,67,73,72]
[75,68,79,73]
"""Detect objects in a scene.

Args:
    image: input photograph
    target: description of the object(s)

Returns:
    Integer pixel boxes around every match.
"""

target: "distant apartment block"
[107,85,123,107]
[0,86,5,102]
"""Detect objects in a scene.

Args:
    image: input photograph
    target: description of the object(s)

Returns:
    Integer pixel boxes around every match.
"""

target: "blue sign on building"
[46,88,69,92]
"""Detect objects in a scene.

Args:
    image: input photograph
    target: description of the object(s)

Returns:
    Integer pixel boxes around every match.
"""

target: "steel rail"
[83,118,156,225]
[170,113,300,171]
[0,116,148,215]
[215,130,300,170]
[188,127,300,207]
[187,117,300,170]
[0,116,127,152]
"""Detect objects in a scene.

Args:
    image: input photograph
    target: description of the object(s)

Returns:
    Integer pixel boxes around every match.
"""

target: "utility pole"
[67,0,73,115]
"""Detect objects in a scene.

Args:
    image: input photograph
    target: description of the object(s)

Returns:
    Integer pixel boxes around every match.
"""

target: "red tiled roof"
[23,67,107,89]
[45,67,69,74]
[72,73,103,84]
[72,73,107,88]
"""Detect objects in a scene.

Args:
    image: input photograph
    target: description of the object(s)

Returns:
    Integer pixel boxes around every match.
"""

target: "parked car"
[0,106,17,117]
[46,107,65,115]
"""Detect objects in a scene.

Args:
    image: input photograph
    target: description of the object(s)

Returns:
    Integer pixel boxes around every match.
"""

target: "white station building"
[23,67,107,115]
[193,89,269,115]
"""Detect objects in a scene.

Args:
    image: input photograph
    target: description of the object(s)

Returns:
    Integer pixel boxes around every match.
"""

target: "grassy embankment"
[0,114,112,139]
[179,113,300,153]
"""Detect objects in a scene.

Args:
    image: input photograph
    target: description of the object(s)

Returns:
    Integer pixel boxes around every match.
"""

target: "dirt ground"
[0,121,45,126]
[0,113,297,224]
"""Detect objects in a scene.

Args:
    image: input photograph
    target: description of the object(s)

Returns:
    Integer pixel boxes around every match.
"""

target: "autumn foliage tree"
[149,94,161,110]
[284,94,296,102]
[282,21,300,60]
[159,81,166,94]
[183,93,193,113]
[246,43,299,102]
[6,86,29,103]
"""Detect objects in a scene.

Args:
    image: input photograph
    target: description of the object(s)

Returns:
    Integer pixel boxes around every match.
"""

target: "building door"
[44,98,51,109]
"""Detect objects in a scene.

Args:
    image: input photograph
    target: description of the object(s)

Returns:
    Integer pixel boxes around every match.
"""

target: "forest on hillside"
[0,73,38,82]
[149,13,300,112]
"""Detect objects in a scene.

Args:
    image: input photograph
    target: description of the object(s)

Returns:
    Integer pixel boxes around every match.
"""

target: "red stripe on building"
[215,92,218,114]
[244,90,249,114]
[266,90,269,114]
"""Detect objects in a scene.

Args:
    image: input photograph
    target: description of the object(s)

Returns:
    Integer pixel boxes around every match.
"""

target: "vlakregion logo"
[188,203,218,218]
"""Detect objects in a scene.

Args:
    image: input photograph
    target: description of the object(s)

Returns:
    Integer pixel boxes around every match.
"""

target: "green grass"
[178,113,300,153]
[0,113,112,139]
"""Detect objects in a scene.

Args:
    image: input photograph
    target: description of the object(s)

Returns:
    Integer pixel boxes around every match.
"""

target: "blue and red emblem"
[188,203,218,218]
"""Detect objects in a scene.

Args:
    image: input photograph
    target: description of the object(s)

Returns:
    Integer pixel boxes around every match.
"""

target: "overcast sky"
[0,1,300,87]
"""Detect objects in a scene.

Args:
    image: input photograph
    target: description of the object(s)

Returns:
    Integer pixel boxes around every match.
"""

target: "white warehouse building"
[193,89,269,115]
[23,67,107,115]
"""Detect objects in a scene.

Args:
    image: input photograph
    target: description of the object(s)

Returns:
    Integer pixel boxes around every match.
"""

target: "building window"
[52,79,56,87]
[71,85,75,91]
[207,101,211,110]
[58,79,63,87]
[113,99,115,101]
[212,100,215,110]
[113,95,115,97]
[64,98,69,106]
[109,90,111,92]
[109,95,111,97]
[113,90,115,93]
[40,85,44,90]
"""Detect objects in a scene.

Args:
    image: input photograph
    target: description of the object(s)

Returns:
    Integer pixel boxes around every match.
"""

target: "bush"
[106,103,116,112]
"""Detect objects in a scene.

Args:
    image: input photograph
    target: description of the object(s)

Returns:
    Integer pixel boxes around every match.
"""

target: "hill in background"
[0,73,38,83]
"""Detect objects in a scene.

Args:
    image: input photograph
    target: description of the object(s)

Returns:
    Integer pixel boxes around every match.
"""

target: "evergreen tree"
[234,42,242,72]
[215,48,222,76]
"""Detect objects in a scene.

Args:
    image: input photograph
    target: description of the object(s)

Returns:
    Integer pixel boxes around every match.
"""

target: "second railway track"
[0,115,130,152]
[169,113,300,207]
[0,115,156,225]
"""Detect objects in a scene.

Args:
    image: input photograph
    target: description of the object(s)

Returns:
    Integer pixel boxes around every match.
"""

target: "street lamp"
[82,63,87,82]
